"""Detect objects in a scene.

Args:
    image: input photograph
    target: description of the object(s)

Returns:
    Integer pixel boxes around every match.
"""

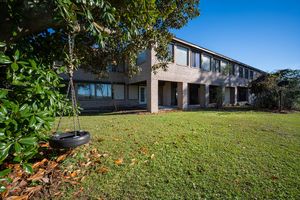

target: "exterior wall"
[61,38,264,112]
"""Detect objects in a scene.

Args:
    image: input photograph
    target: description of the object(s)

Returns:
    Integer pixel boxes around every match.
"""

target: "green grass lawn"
[58,110,300,199]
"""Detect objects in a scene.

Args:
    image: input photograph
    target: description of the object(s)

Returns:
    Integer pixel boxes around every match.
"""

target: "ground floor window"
[237,87,248,102]
[76,82,112,100]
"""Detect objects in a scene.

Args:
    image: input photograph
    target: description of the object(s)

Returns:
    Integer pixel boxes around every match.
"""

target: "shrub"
[0,44,70,170]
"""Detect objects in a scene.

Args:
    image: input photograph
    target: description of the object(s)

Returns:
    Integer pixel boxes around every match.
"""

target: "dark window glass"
[96,84,112,98]
[201,54,211,71]
[191,51,200,68]
[250,71,254,79]
[168,44,174,62]
[230,64,235,75]
[239,66,244,78]
[77,83,95,99]
[245,68,249,79]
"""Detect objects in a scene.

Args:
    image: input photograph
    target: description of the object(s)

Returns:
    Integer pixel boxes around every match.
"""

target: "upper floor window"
[230,64,235,75]
[250,70,254,79]
[221,60,229,74]
[244,68,249,79]
[191,51,200,68]
[176,45,189,66]
[137,50,147,65]
[201,54,211,71]
[239,66,244,78]
[168,43,174,62]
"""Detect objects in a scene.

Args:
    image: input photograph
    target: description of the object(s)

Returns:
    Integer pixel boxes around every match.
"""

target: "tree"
[0,0,200,171]
[0,0,200,75]
[250,69,300,110]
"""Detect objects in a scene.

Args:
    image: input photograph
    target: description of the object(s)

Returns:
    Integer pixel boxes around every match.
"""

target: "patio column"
[234,87,238,105]
[222,85,226,106]
[147,79,158,113]
[178,82,188,110]
[205,84,210,107]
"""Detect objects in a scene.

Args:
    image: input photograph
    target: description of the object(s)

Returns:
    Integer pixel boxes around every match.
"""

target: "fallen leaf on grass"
[32,158,48,169]
[56,154,67,162]
[64,179,79,185]
[39,142,49,148]
[114,158,123,165]
[150,154,155,159]
[129,159,137,166]
[6,195,29,200]
[25,185,42,195]
[139,147,148,155]
[70,171,78,178]
[46,161,58,173]
[98,167,109,174]
[27,169,45,181]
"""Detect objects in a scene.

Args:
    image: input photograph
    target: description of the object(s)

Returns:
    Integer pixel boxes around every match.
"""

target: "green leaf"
[13,50,20,61]
[0,89,8,99]
[19,137,37,146]
[0,185,6,193]
[0,131,5,140]
[0,42,6,48]
[0,54,11,64]
[14,142,22,154]
[22,163,33,174]
[0,143,12,163]
[29,116,36,128]
[0,168,11,177]
[11,62,19,71]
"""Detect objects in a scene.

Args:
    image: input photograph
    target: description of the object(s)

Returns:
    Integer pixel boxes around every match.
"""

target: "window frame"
[239,66,244,78]
[244,68,249,79]
[175,45,189,66]
[201,53,211,71]
[191,50,200,68]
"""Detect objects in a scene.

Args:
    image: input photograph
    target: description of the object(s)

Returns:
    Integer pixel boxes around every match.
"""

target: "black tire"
[49,130,91,149]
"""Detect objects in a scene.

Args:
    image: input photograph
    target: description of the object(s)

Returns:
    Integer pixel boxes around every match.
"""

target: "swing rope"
[56,33,81,135]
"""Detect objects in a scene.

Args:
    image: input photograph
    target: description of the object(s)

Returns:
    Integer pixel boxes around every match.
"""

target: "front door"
[139,86,147,104]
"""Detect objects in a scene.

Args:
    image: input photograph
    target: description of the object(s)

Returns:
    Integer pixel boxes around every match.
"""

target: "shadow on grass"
[78,106,298,117]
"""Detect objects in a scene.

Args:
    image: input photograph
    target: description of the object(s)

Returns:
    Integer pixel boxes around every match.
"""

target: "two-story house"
[65,37,264,113]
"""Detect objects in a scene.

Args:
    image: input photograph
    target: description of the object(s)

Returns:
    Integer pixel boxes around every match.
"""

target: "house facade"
[65,37,264,113]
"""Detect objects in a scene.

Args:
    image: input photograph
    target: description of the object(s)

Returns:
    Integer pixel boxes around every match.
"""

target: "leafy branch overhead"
[0,0,200,75]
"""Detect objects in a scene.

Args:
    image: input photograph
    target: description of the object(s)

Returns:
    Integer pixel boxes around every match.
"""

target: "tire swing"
[49,34,90,149]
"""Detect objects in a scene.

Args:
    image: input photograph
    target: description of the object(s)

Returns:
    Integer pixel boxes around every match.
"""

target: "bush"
[0,45,70,169]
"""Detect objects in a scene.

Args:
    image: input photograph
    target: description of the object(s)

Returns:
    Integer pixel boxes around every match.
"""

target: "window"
[137,50,147,65]
[168,43,174,62]
[191,51,200,68]
[201,54,211,71]
[250,71,254,79]
[213,59,221,72]
[176,45,189,66]
[113,84,125,100]
[211,58,217,72]
[96,83,112,98]
[128,85,138,99]
[77,83,112,100]
[239,66,244,78]
[220,60,228,74]
[77,83,95,99]
[244,68,249,79]
[230,64,235,75]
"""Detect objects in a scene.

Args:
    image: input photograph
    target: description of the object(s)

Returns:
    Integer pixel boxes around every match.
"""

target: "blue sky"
[171,0,300,72]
